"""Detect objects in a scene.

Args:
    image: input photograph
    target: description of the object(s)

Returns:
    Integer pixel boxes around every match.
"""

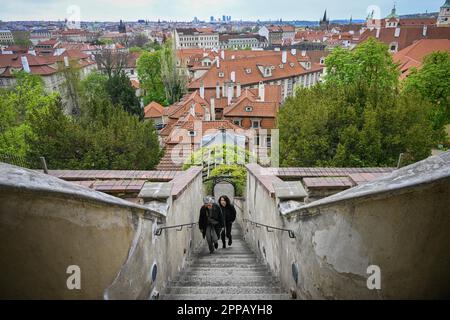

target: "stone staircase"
[160,224,291,300]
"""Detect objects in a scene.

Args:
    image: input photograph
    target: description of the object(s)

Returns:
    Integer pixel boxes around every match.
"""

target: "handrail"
[154,222,198,236]
[243,218,296,239]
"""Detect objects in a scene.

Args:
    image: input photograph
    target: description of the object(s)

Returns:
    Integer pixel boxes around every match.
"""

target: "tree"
[279,85,435,167]
[129,33,149,48]
[278,39,437,168]
[161,40,188,104]
[0,72,59,157]
[404,51,450,143]
[81,71,142,118]
[106,71,143,118]
[137,51,168,106]
[94,49,130,79]
[26,88,161,170]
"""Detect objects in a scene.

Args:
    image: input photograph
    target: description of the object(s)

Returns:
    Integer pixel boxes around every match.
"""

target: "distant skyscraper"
[222,15,226,22]
[210,16,214,22]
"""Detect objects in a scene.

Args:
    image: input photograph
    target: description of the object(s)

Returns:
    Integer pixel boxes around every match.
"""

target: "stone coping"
[0,163,163,218]
[282,151,450,216]
[246,163,284,197]
[170,166,203,199]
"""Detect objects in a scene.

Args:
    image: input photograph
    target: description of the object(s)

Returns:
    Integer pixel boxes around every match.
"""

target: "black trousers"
[221,222,233,244]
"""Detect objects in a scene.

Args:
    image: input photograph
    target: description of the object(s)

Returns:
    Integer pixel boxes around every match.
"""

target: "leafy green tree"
[279,84,435,167]
[0,72,59,157]
[26,90,161,170]
[278,39,437,167]
[404,51,450,142]
[206,165,247,197]
[161,40,188,104]
[106,71,143,118]
[80,71,143,118]
[137,51,168,106]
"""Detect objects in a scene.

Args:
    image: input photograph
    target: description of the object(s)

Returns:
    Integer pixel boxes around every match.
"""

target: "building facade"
[174,28,220,49]
[438,0,450,27]
[0,30,14,45]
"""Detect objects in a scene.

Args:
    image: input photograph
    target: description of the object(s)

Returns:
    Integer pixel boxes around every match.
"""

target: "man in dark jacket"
[199,196,224,254]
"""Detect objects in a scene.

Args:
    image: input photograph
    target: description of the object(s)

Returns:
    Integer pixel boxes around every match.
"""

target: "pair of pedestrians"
[198,196,237,254]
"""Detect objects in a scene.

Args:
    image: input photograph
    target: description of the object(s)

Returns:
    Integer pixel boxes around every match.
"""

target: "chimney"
[301,50,306,57]
[200,81,205,99]
[216,56,220,68]
[258,82,265,102]
[210,98,216,121]
[223,82,227,97]
[221,50,225,60]
[64,56,69,68]
[423,25,428,37]
[282,50,287,64]
[376,28,380,38]
[236,82,241,97]
[216,82,220,99]
[21,56,30,73]
[227,85,233,106]
[230,71,236,83]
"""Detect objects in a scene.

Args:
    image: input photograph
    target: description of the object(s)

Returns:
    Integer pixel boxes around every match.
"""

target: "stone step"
[160,293,292,300]
[170,277,279,287]
[189,266,268,273]
[182,270,271,277]
[165,286,283,295]
[190,262,266,268]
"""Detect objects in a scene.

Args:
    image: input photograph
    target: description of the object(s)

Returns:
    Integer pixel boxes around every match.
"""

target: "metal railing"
[243,218,296,239]
[154,222,198,236]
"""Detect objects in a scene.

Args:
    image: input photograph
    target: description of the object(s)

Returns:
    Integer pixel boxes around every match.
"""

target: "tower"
[320,10,330,30]
[437,0,450,27]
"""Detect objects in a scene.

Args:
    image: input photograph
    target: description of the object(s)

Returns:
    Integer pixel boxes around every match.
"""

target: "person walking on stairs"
[199,196,224,254]
[218,195,236,249]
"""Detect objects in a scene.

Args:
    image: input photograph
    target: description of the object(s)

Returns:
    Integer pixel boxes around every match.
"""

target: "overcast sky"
[0,0,446,22]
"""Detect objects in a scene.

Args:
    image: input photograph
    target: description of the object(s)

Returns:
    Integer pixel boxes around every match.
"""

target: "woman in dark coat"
[218,195,237,248]
[199,196,224,254]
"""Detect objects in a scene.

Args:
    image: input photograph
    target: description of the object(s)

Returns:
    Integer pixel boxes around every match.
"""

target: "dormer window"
[289,62,295,67]
[245,106,253,112]
[218,72,224,78]
[189,131,196,136]
[279,64,284,69]
[245,68,252,74]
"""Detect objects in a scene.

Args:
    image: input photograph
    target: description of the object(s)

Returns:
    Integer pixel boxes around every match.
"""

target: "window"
[252,120,260,128]
[218,72,224,77]
[189,131,196,136]
[233,119,241,126]
[245,106,253,112]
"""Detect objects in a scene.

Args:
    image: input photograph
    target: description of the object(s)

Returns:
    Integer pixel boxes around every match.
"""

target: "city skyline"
[0,0,446,22]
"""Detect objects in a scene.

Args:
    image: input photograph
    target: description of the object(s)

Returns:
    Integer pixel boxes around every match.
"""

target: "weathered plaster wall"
[241,162,450,299]
[102,167,205,299]
[0,164,204,300]
[0,191,139,299]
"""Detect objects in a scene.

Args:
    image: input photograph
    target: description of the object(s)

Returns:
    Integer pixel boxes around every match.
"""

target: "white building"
[0,30,14,45]
[438,0,450,27]
[173,28,219,49]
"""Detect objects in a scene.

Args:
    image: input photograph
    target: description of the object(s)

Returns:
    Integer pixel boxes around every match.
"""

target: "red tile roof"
[393,39,450,79]
[189,51,322,89]
[144,101,164,118]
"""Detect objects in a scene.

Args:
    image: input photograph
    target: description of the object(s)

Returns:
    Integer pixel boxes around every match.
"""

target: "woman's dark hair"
[218,195,231,208]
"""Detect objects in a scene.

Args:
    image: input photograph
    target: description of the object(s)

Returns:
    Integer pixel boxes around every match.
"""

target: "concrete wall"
[0,164,204,300]
[241,154,450,299]
[0,186,145,299]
